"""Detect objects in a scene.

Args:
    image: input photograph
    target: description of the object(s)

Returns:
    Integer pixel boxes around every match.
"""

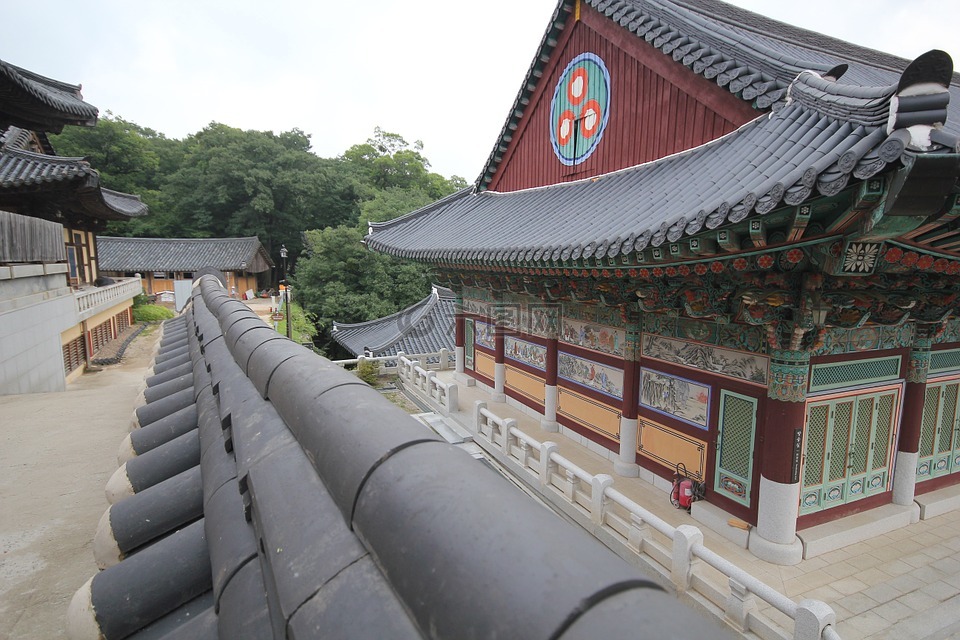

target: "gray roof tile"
[331,285,456,357]
[0,59,98,133]
[97,237,274,273]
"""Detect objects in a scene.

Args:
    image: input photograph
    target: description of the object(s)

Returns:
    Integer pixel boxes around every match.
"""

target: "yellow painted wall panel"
[558,387,621,439]
[476,351,496,380]
[637,418,707,480]
[505,366,546,404]
[61,324,83,344]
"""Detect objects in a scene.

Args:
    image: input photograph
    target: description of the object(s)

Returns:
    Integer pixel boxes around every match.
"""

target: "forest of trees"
[51,116,467,354]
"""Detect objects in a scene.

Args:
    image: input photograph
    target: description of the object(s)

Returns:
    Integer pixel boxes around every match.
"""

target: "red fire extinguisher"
[670,463,701,511]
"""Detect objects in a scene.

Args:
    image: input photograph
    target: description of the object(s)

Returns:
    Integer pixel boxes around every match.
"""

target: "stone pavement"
[426,370,960,640]
[0,323,161,639]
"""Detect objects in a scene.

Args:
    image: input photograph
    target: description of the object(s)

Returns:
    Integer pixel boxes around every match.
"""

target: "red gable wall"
[488,2,759,193]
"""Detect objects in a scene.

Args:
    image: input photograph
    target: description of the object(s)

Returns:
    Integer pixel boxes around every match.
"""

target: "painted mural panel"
[526,303,560,338]
[558,352,623,399]
[641,334,769,385]
[560,317,626,357]
[464,319,474,369]
[475,320,495,350]
[463,298,492,318]
[504,336,547,371]
[640,368,710,429]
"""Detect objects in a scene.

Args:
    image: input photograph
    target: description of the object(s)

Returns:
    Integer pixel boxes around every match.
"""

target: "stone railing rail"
[472,400,839,640]
[76,276,142,321]
[332,349,454,376]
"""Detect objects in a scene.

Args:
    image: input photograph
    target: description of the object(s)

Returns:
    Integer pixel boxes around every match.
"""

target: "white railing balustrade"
[471,400,838,640]
[332,350,455,376]
[76,277,143,321]
[425,373,459,414]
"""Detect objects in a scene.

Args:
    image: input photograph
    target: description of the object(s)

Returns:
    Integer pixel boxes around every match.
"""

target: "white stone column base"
[493,363,506,402]
[615,416,639,477]
[542,385,558,432]
[756,474,801,545]
[540,419,559,432]
[892,450,919,507]
[748,531,804,565]
[455,346,465,374]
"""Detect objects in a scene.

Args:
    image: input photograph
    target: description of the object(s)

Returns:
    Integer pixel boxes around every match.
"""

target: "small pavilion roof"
[97,236,274,273]
[477,0,960,189]
[369,51,959,265]
[0,59,98,133]
[332,285,456,357]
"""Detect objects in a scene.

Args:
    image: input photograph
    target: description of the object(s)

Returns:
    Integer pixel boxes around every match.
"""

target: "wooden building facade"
[367,0,960,563]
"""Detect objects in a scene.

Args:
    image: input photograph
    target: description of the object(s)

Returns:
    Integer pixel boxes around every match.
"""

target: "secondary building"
[0,60,148,393]
[97,236,273,298]
[367,0,960,563]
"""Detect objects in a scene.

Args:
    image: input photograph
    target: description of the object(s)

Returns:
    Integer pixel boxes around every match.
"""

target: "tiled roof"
[477,0,960,189]
[369,52,959,264]
[0,142,149,221]
[66,275,727,639]
[0,59,98,133]
[332,285,456,357]
[97,237,274,273]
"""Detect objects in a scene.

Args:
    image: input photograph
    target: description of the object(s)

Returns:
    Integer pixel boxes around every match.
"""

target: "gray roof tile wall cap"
[97,236,273,273]
[0,59,98,121]
[203,478,258,607]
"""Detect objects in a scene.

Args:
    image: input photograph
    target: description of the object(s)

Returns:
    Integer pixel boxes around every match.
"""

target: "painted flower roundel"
[550,53,611,166]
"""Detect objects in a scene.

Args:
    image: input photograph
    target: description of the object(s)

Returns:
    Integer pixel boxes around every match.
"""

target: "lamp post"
[279,245,292,340]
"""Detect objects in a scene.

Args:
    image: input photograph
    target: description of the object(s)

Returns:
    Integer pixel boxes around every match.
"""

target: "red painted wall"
[489,3,758,193]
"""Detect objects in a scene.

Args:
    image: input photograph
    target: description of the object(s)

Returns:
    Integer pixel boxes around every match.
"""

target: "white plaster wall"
[0,279,79,395]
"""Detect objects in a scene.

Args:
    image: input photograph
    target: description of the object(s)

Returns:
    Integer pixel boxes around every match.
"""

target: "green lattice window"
[809,356,901,393]
[917,379,960,481]
[930,349,960,376]
[801,387,899,515]
[714,391,757,507]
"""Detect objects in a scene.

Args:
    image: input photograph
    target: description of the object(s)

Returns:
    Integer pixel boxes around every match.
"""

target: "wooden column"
[493,306,506,402]
[749,349,807,565]
[616,314,641,477]
[893,331,933,505]
[454,293,465,374]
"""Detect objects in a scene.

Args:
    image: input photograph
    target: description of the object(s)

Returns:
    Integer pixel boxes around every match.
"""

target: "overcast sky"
[5,1,958,180]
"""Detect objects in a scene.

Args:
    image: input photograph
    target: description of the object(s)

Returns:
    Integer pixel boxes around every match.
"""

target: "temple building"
[331,285,456,360]
[97,236,273,298]
[0,60,147,393]
[366,0,960,563]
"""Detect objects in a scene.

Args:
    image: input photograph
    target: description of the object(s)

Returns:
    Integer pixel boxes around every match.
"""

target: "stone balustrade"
[76,277,142,321]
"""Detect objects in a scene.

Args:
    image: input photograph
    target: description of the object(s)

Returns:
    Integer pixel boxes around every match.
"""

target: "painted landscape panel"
[560,318,626,357]
[505,336,547,371]
[475,320,495,350]
[642,334,768,385]
[640,368,710,429]
[558,352,624,399]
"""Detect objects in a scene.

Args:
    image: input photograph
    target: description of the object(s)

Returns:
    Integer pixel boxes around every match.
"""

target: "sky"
[5,0,959,181]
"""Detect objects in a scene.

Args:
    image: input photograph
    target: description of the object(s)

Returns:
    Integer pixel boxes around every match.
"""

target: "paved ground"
[0,325,161,640]
[425,371,960,640]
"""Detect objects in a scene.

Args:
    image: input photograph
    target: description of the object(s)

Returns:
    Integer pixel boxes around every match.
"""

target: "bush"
[133,304,175,322]
[132,293,151,307]
[355,359,380,386]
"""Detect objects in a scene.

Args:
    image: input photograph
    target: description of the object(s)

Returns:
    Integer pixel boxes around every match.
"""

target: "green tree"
[162,123,360,260]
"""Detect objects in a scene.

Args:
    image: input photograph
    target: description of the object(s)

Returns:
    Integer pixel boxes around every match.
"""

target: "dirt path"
[0,324,161,639]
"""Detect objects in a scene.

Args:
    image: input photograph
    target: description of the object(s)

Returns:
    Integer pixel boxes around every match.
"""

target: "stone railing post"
[439,348,449,370]
[725,577,758,633]
[446,384,459,413]
[627,512,649,554]
[501,418,516,451]
[473,400,487,432]
[539,442,558,488]
[671,525,703,592]
[794,600,836,640]
[518,439,530,470]
[590,474,614,525]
